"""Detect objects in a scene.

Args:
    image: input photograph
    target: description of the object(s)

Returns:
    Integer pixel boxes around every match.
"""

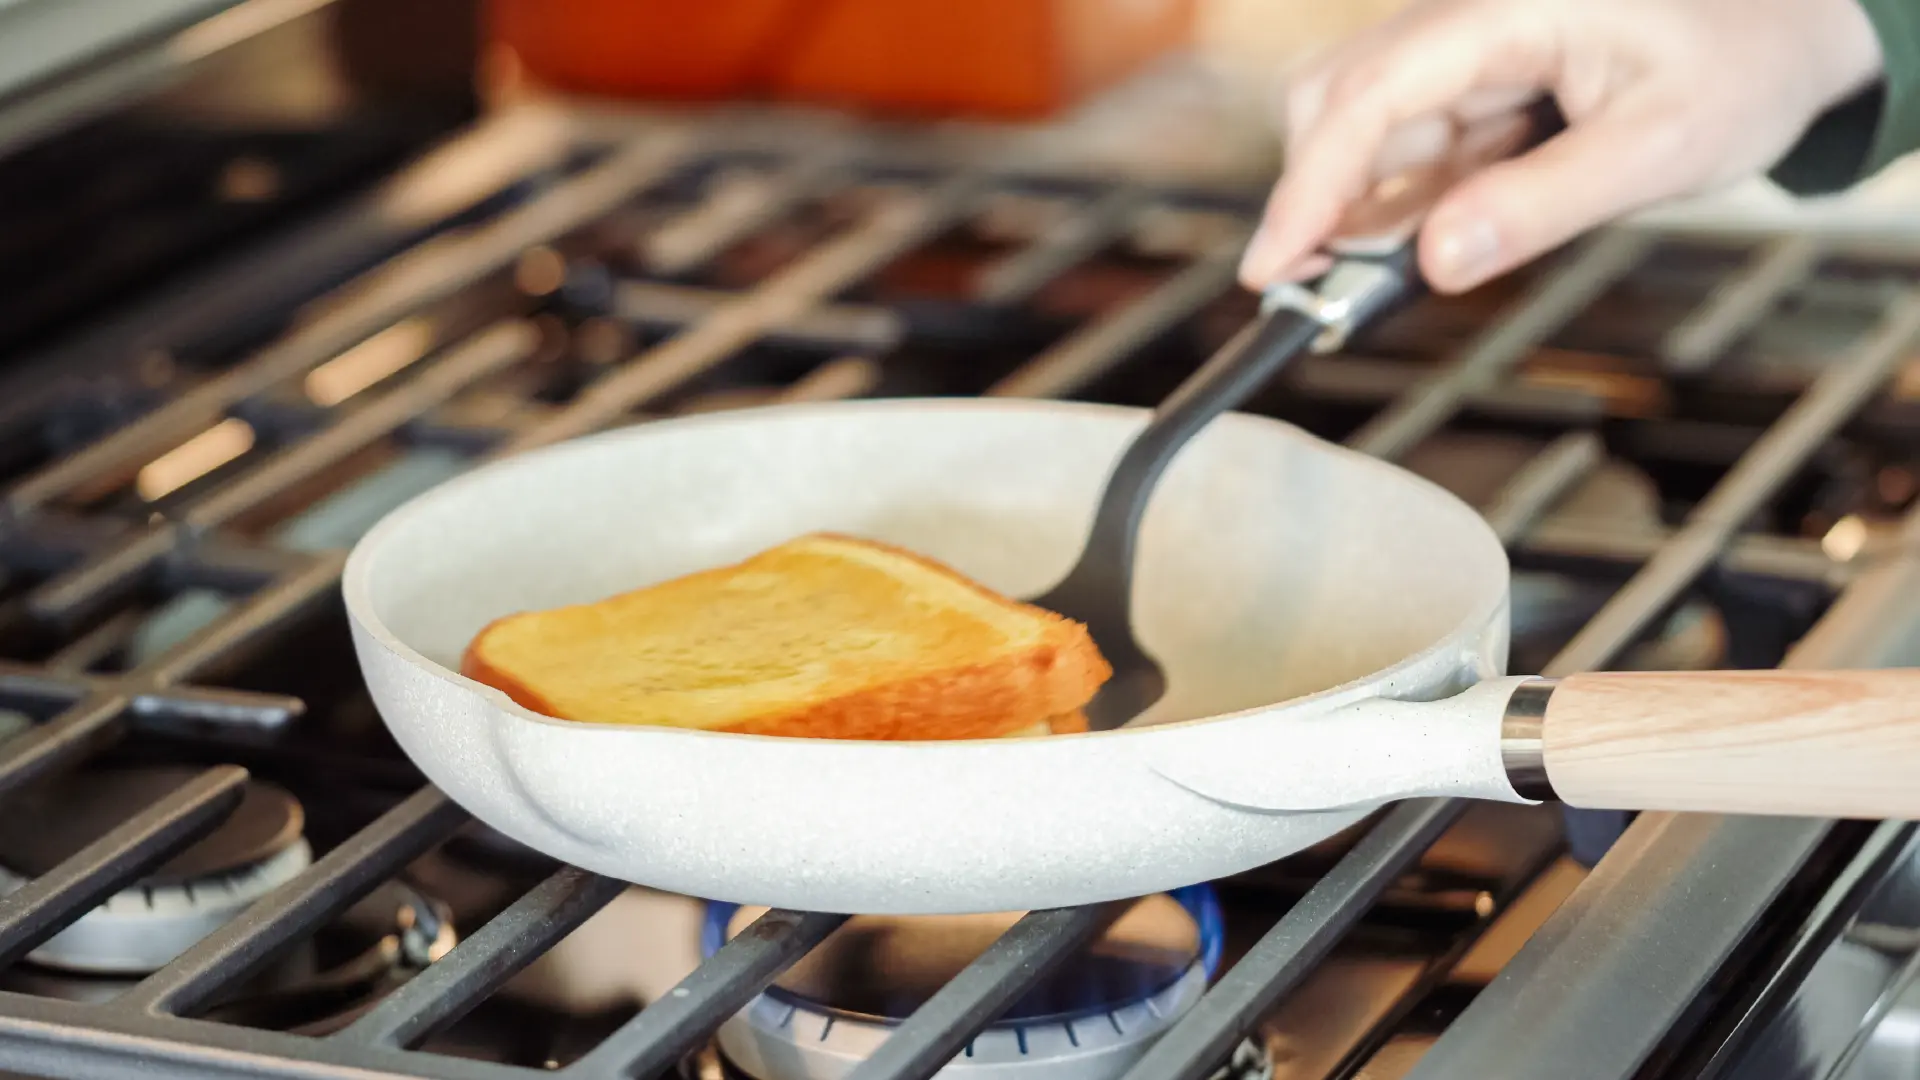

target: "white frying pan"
[342,399,1920,915]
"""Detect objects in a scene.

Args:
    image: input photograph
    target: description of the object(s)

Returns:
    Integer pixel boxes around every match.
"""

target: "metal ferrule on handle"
[1492,667,1920,820]
[1261,255,1413,354]
[1500,678,1559,801]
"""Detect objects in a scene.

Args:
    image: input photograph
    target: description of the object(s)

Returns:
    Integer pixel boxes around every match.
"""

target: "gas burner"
[703,888,1263,1080]
[0,765,312,974]
[0,878,454,1035]
[0,762,459,1037]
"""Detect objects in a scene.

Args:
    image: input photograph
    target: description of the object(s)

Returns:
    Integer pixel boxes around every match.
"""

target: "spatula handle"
[1266,97,1565,352]
[1532,668,1920,818]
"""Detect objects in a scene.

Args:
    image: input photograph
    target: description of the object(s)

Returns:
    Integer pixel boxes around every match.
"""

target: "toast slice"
[461,533,1110,740]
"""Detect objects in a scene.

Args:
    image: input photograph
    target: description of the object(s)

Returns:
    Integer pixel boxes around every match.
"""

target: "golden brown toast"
[461,533,1110,740]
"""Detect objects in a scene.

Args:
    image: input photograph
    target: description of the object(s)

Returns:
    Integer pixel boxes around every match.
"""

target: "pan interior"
[356,401,1507,728]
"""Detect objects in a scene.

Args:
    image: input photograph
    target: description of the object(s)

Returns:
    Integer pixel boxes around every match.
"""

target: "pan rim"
[341,397,1511,748]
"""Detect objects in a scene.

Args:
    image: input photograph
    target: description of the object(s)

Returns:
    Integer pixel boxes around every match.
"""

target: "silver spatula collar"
[1260,258,1404,354]
[1500,678,1559,802]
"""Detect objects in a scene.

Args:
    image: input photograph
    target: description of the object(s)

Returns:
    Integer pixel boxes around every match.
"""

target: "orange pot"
[488,0,1196,118]
[488,0,809,101]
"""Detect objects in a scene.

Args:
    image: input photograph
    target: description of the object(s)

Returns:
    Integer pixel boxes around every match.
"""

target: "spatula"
[1036,105,1562,730]
[1027,278,1402,729]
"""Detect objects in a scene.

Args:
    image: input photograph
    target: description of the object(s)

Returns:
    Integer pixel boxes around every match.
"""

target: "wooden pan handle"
[1540,668,1920,819]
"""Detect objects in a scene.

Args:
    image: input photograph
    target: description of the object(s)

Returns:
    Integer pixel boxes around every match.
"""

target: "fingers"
[1417,96,1698,291]
[1239,0,1894,300]
[1239,3,1555,289]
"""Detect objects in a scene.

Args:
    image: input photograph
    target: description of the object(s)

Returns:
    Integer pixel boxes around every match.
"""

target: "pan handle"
[1146,676,1542,813]
[1519,668,1920,819]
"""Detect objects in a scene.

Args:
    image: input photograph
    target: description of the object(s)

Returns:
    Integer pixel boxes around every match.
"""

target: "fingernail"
[1431,218,1500,290]
[1239,225,1279,287]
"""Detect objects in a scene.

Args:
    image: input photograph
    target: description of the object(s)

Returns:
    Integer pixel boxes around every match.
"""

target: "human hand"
[1239,0,1884,295]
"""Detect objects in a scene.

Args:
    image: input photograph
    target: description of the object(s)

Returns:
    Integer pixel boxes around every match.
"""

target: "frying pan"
[341,398,1920,915]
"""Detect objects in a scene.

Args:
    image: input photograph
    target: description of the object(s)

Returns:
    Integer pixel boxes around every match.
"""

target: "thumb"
[1418,98,1696,292]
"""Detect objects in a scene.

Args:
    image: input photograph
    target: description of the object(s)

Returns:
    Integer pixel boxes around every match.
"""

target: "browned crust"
[460,533,1111,741]
[1045,710,1090,736]
[461,631,562,716]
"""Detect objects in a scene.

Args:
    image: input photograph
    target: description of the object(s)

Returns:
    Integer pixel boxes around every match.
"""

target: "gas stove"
[2,2,1920,1079]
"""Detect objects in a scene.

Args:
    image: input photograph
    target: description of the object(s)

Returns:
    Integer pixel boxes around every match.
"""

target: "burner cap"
[0,765,303,883]
[0,764,313,974]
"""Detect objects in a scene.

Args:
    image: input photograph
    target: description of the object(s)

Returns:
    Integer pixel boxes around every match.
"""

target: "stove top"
[2,4,1920,1078]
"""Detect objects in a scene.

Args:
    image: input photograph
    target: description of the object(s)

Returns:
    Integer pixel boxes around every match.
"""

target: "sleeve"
[1770,0,1920,196]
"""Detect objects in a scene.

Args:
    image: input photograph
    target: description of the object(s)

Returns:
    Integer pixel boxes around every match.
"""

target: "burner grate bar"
[1292,356,1616,427]
[1350,230,1654,460]
[25,322,537,625]
[0,662,304,731]
[24,529,177,630]
[973,186,1148,306]
[614,281,906,354]
[986,236,1244,400]
[46,611,148,673]
[120,786,469,1019]
[184,322,539,533]
[564,908,849,1080]
[505,176,982,453]
[1518,522,1850,589]
[0,553,383,786]
[0,511,308,592]
[0,990,543,1080]
[0,108,579,436]
[0,663,100,714]
[1120,800,1462,1080]
[0,694,129,797]
[339,867,628,1051]
[1661,234,1824,374]
[137,552,348,693]
[843,904,1124,1080]
[0,765,247,967]
[640,153,850,278]
[3,133,694,517]
[775,355,885,402]
[1547,288,1920,678]
[1480,431,1606,539]
[125,684,307,730]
